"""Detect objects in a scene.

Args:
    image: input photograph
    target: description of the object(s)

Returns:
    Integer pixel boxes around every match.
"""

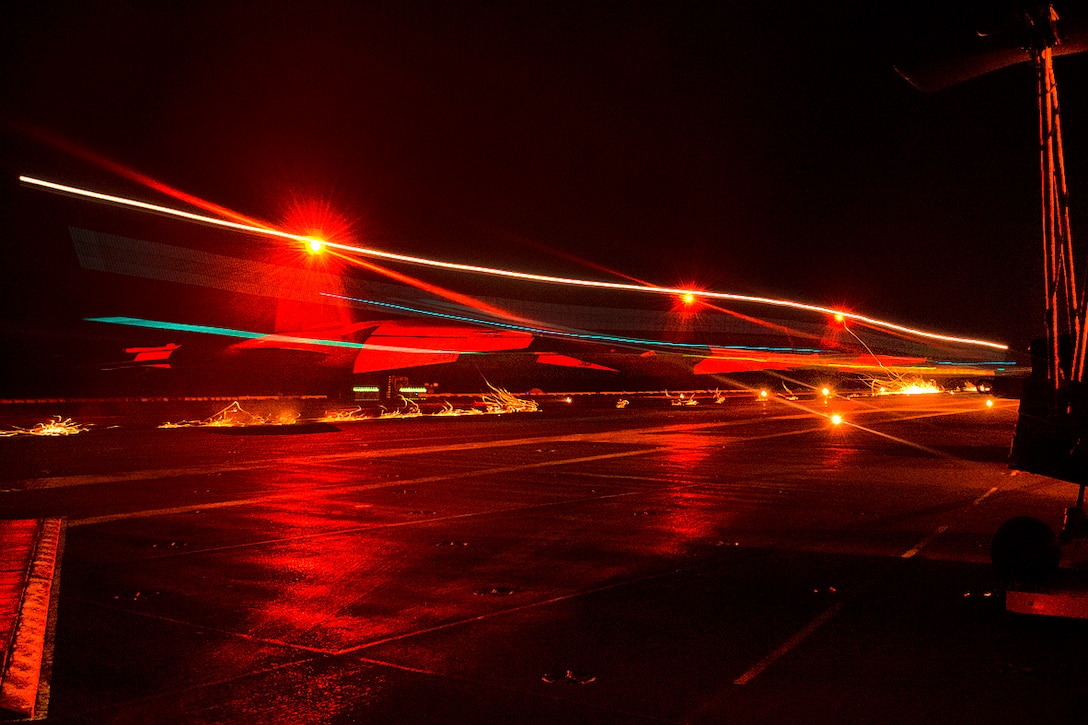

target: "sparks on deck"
[0,416,93,437]
[158,401,299,428]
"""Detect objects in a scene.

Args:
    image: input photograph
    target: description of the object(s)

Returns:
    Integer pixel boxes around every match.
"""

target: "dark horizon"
[4,1,1088,395]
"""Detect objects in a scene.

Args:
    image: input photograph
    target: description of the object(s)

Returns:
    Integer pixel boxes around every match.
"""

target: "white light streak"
[20,175,1009,351]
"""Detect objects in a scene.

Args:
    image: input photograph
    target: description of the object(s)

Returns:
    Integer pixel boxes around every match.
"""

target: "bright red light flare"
[279,193,358,250]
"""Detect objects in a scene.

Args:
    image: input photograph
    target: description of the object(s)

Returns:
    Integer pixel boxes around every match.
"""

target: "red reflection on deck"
[645,433,726,553]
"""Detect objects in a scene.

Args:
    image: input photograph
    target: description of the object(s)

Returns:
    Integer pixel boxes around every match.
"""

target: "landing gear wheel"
[991,516,1060,585]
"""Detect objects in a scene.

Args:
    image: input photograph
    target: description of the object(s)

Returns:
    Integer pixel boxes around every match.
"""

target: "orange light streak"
[327,249,537,328]
[21,175,303,242]
[19,175,1009,351]
[18,129,271,230]
[494,228,657,287]
[700,299,824,344]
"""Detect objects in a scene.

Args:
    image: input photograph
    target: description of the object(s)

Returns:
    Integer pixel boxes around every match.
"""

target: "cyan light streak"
[321,292,827,355]
[935,360,1014,369]
[85,316,364,348]
[84,316,492,357]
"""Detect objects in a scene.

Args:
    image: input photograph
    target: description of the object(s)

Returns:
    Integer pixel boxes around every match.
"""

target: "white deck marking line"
[900,525,950,559]
[335,562,712,656]
[68,418,826,524]
[86,546,726,660]
[736,482,1005,685]
[900,485,1000,559]
[68,448,658,527]
[16,403,985,491]
[732,599,848,685]
[972,486,1000,506]
[74,563,717,719]
[72,453,767,563]
[63,416,833,525]
[18,414,812,491]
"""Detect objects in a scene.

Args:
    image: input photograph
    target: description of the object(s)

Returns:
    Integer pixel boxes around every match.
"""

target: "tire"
[991,516,1060,584]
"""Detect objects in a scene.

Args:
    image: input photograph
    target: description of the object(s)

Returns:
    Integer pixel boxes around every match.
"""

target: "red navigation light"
[280,193,356,256]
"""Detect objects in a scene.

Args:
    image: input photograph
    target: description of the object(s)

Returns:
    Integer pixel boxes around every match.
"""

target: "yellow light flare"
[319,407,370,422]
[868,377,942,396]
[434,401,484,416]
[830,413,844,426]
[158,401,293,428]
[0,416,91,437]
[19,175,1010,351]
[306,238,326,255]
[274,411,301,425]
[480,384,539,413]
[900,382,941,395]
[380,397,423,419]
[986,398,995,408]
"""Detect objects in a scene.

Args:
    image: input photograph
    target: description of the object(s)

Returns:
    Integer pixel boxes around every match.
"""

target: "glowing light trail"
[326,248,537,329]
[84,316,469,357]
[320,248,1009,351]
[86,316,364,348]
[21,176,314,245]
[321,293,826,354]
[16,128,272,229]
[22,175,1008,351]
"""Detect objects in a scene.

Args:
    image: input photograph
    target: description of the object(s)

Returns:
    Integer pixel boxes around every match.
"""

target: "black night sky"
[4,0,1088,369]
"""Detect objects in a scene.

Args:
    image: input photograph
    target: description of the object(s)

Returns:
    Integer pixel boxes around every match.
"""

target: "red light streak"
[19,175,1009,351]
[20,175,309,243]
[17,128,271,230]
[701,299,824,345]
[279,193,358,248]
[327,249,538,328]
